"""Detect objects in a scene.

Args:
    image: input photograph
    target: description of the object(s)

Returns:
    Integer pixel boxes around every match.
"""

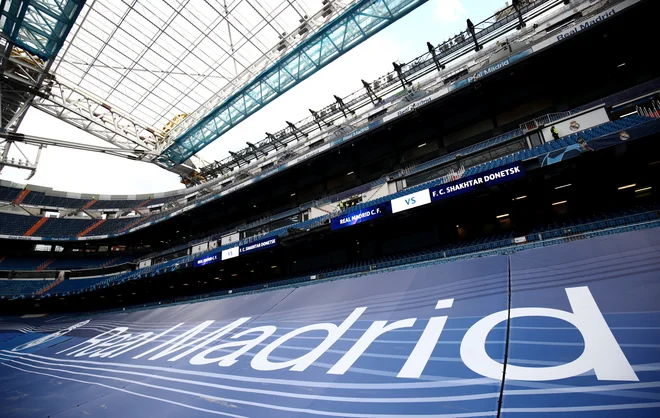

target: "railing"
[520,111,573,132]
[405,128,525,176]
[579,77,660,111]
[4,1,651,227]
[133,114,657,267]
[50,213,660,313]
[67,208,658,296]
[516,76,660,134]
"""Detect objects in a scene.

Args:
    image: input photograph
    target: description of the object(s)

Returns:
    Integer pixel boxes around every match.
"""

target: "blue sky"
[5,0,507,194]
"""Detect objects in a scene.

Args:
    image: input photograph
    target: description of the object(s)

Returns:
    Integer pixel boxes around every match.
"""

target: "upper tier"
[0,112,655,241]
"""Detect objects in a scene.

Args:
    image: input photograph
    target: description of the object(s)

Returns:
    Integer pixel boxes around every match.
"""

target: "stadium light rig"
[362,80,383,105]
[155,0,565,182]
[466,19,483,52]
[334,95,353,118]
[427,42,445,71]
[392,62,409,91]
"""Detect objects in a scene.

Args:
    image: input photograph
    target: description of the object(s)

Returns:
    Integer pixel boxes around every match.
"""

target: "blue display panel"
[1,228,659,417]
[331,202,390,230]
[430,162,524,202]
[239,237,278,255]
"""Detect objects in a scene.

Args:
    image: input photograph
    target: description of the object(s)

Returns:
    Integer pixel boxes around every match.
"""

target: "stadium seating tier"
[0,114,652,241]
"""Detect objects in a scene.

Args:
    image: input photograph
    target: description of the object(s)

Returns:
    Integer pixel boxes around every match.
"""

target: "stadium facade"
[1,0,660,417]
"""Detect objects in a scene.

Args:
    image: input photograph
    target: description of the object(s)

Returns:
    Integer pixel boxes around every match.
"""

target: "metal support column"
[392,62,408,91]
[286,121,307,141]
[361,79,382,104]
[266,132,287,150]
[427,42,445,71]
[247,142,267,158]
[309,109,332,129]
[512,0,527,30]
[467,19,482,52]
[334,95,353,118]
[159,0,431,165]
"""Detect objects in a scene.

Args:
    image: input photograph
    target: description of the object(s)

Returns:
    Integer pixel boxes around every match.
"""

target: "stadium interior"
[1,1,660,416]
[2,0,659,309]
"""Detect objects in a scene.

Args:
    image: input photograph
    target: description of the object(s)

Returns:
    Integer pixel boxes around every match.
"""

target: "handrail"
[39,215,660,311]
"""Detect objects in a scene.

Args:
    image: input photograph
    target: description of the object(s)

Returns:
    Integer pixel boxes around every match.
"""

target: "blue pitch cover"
[0,228,659,417]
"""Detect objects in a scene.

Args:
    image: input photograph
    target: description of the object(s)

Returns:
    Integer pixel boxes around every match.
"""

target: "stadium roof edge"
[158,0,430,166]
[0,0,85,60]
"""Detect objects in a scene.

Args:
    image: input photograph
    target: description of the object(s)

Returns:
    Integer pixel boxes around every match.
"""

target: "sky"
[1,0,504,195]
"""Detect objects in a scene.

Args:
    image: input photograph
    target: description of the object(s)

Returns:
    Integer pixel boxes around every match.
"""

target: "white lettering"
[108,323,183,358]
[133,318,249,361]
[460,286,638,381]
[93,332,154,358]
[13,320,89,352]
[88,332,134,358]
[33,285,633,384]
[58,327,128,357]
[399,299,454,378]
[251,308,365,372]
[190,326,276,367]
[556,10,616,41]
[328,318,416,375]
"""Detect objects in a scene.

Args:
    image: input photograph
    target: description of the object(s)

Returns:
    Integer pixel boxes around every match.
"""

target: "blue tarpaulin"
[1,228,659,417]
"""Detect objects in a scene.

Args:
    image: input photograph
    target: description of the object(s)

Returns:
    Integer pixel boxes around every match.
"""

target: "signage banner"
[430,162,524,202]
[533,6,626,52]
[382,88,448,123]
[221,246,239,261]
[449,49,531,92]
[539,118,660,167]
[194,254,219,267]
[390,189,432,214]
[239,237,278,256]
[331,203,390,230]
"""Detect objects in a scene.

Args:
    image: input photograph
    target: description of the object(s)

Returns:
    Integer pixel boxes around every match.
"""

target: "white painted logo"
[40,286,636,383]
[461,286,638,381]
[12,320,90,351]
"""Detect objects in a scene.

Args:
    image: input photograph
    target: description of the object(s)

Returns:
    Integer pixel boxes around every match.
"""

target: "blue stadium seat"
[46,277,108,295]
[0,186,21,203]
[0,256,48,270]
[0,279,53,296]
[0,212,37,236]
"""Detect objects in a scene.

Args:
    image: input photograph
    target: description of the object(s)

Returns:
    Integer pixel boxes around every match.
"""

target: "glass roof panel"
[53,0,326,132]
